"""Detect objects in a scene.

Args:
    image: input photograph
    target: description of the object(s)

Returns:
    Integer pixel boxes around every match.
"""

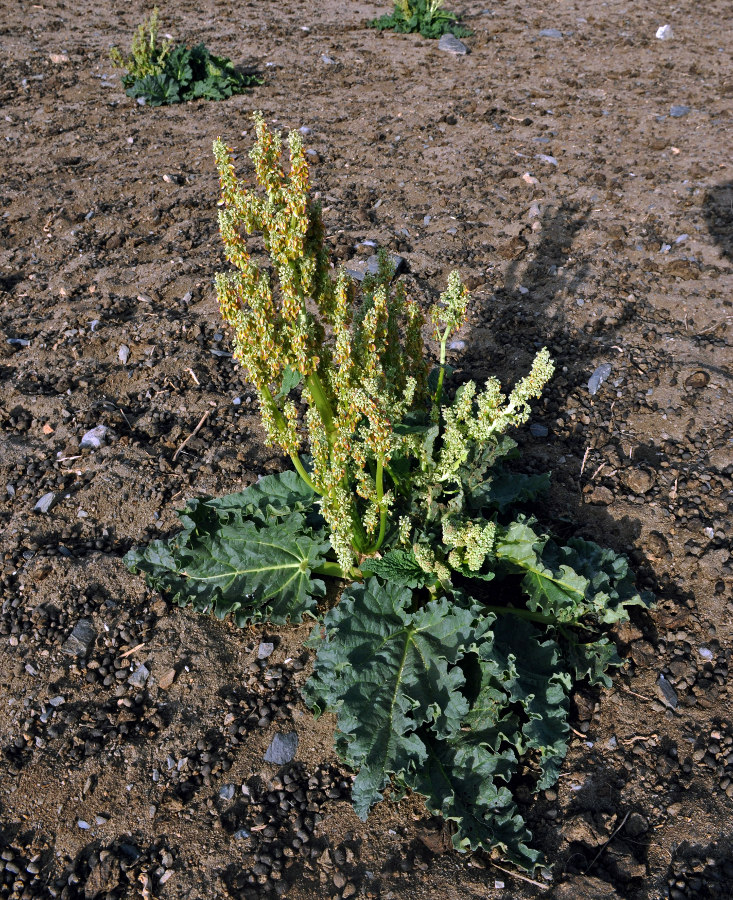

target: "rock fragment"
[62,619,96,657]
[80,425,108,449]
[438,33,469,54]
[34,492,57,513]
[264,731,298,765]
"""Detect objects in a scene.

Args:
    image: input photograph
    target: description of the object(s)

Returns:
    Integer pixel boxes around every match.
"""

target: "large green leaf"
[124,471,330,626]
[179,470,320,529]
[489,617,571,789]
[125,516,329,625]
[303,579,485,818]
[404,730,540,870]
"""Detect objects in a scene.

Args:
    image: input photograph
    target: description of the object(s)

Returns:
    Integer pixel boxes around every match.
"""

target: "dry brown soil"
[1,1,732,898]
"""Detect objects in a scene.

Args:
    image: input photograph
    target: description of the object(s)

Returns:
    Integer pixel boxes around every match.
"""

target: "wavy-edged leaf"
[404,730,540,871]
[360,549,437,589]
[303,579,484,818]
[471,469,551,514]
[545,536,653,624]
[562,634,621,687]
[490,617,571,789]
[124,515,329,626]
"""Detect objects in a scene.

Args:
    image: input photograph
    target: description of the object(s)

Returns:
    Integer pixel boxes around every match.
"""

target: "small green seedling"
[369,0,472,39]
[110,7,260,107]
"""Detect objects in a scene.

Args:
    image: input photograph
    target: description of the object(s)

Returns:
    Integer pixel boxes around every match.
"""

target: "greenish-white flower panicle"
[214,114,435,566]
[430,270,470,339]
[443,518,497,572]
[437,348,555,481]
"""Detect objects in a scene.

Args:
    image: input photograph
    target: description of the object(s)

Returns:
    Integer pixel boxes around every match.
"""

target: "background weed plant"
[125,116,652,870]
[110,7,260,106]
[369,0,472,39]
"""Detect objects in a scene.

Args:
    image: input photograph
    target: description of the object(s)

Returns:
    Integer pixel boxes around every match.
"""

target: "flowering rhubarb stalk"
[213,114,554,575]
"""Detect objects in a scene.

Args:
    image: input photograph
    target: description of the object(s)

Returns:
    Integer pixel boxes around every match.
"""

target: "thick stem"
[431,326,450,423]
[312,560,350,579]
[261,384,319,494]
[362,455,387,555]
[288,452,318,494]
[305,371,337,444]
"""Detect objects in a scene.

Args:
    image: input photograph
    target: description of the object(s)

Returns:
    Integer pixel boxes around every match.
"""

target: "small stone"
[49,696,65,707]
[128,664,149,688]
[118,344,130,365]
[684,370,709,389]
[158,668,176,690]
[233,829,250,840]
[655,24,674,40]
[321,54,336,64]
[34,492,57,514]
[625,812,649,837]
[264,731,299,765]
[95,814,109,825]
[698,647,714,660]
[657,674,679,709]
[535,153,558,166]
[588,486,614,506]
[670,104,690,118]
[345,253,405,282]
[342,883,356,898]
[219,783,235,801]
[621,468,655,495]
[333,872,346,889]
[539,28,563,38]
[49,53,69,64]
[667,802,682,816]
[159,871,173,885]
[588,363,612,395]
[438,33,469,54]
[162,173,183,184]
[529,423,549,438]
[62,619,96,657]
[80,425,108,449]
[258,642,275,660]
[77,820,90,830]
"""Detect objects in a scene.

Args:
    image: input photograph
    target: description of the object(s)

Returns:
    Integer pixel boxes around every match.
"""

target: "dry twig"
[173,409,211,461]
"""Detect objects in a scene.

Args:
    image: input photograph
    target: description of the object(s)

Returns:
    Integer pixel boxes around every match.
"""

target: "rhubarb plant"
[125,115,652,871]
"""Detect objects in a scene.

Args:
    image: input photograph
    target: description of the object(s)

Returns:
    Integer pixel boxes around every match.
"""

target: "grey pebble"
[438,33,469,55]
[670,104,690,117]
[539,28,563,38]
[345,253,405,282]
[264,731,299,765]
[80,425,108,450]
[49,696,65,707]
[7,337,30,346]
[588,363,612,396]
[77,820,90,830]
[258,641,275,660]
[529,423,549,437]
[321,54,336,64]
[118,344,130,364]
[657,674,679,709]
[34,492,57,514]
[128,664,150,688]
[219,783,236,801]
[62,619,96,657]
[699,647,714,660]
[233,829,250,839]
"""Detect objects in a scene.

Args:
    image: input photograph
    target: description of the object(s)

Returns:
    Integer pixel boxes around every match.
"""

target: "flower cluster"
[214,115,427,571]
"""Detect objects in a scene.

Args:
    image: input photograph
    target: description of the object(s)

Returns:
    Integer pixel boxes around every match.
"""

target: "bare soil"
[1,1,732,898]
